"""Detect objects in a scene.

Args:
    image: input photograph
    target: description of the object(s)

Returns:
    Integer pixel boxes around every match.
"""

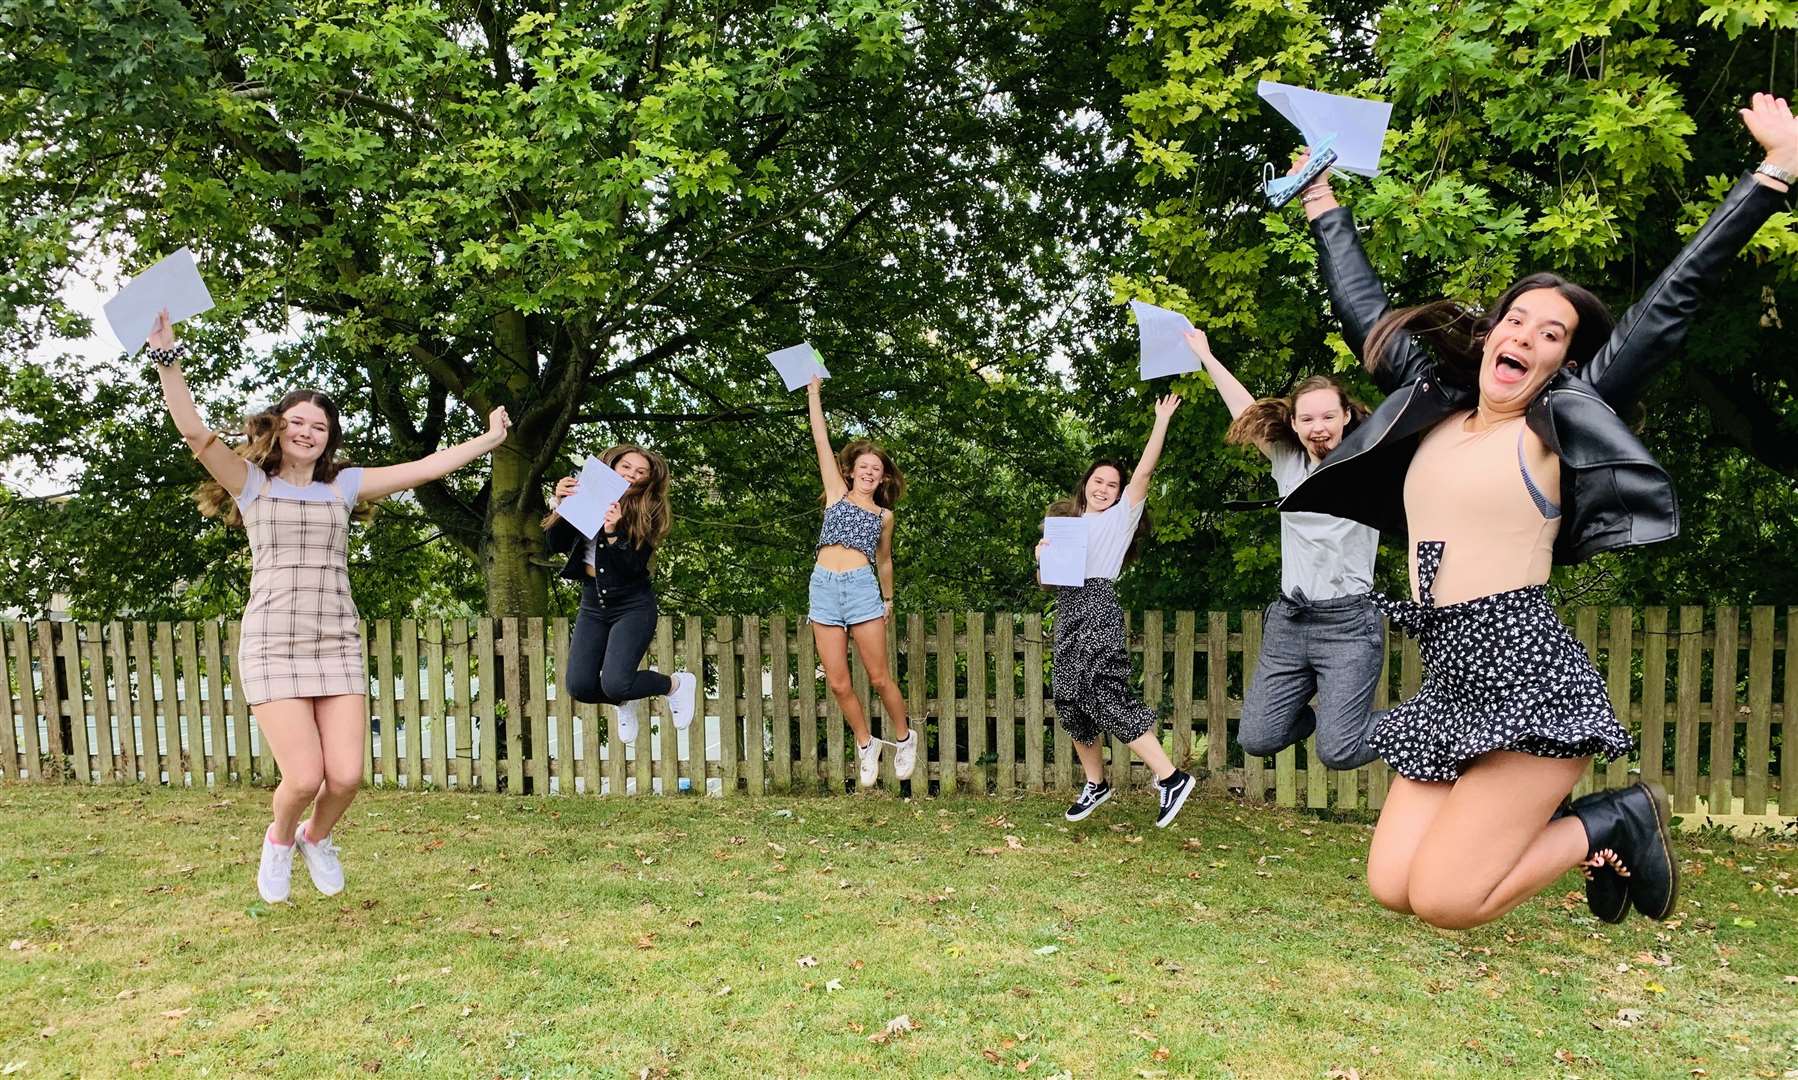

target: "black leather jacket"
[1281,172,1786,564]
[545,515,655,593]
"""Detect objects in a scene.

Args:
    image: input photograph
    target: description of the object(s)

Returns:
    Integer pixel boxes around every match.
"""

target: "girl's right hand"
[554,475,579,500]
[1291,148,1331,194]
[148,309,175,351]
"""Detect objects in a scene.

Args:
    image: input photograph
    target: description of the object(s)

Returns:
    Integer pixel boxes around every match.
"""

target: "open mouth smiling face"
[281,403,332,465]
[1480,287,1578,411]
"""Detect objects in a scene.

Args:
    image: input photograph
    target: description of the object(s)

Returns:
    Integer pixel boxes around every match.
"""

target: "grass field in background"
[0,785,1794,1078]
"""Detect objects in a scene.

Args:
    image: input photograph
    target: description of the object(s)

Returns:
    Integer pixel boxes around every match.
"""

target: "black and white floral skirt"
[1051,578,1156,746]
[1369,541,1633,783]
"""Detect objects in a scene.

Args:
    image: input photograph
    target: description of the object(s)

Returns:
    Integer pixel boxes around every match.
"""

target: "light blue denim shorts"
[808,564,885,628]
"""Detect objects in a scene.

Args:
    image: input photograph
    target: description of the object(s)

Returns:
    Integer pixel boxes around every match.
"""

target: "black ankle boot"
[1554,795,1629,924]
[1569,782,1678,921]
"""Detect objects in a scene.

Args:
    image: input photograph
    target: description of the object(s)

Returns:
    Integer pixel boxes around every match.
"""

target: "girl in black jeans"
[544,444,697,744]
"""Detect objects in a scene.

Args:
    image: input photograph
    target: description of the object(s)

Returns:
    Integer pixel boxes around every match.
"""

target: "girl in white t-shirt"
[1036,395,1196,829]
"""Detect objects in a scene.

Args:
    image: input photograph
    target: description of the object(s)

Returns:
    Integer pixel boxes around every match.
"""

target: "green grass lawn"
[0,784,1794,1079]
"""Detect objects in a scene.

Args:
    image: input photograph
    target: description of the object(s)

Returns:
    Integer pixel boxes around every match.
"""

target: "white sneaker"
[893,731,917,781]
[669,671,698,731]
[857,738,883,788]
[617,699,640,744]
[295,820,345,896]
[258,827,293,903]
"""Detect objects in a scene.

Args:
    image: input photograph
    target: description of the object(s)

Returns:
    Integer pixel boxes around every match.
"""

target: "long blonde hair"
[196,389,367,527]
[543,444,672,549]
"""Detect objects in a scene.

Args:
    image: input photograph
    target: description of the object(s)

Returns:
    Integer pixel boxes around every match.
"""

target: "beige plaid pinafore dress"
[236,466,367,705]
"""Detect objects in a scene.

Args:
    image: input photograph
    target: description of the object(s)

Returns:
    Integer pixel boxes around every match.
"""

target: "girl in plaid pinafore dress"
[235,465,367,704]
[150,309,509,906]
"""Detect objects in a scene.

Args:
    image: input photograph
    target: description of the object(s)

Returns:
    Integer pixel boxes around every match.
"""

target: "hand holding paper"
[557,457,634,540]
[102,247,215,356]
[1039,516,1090,587]
[768,342,831,392]
[1130,300,1202,381]
[1256,80,1392,178]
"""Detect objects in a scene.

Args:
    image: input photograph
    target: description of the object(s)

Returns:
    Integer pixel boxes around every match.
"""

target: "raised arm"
[1581,93,1795,407]
[807,375,847,503]
[148,311,249,495]
[358,407,510,502]
[1299,160,1432,393]
[1124,395,1181,507]
[1183,329,1257,419]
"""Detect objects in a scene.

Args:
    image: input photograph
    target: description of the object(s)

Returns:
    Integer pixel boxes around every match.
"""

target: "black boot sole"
[1633,780,1679,920]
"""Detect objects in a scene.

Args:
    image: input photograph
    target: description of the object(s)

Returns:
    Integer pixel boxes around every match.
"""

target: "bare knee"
[1407,882,1489,931]
[865,669,894,697]
[277,764,324,794]
[1366,866,1413,915]
[322,767,361,799]
[825,670,855,698]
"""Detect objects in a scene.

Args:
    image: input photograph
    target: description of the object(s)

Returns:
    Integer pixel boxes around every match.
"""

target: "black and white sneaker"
[1065,780,1112,822]
[1154,769,1196,829]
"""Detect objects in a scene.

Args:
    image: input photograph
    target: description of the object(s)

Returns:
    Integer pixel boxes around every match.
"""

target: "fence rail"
[1,607,1791,818]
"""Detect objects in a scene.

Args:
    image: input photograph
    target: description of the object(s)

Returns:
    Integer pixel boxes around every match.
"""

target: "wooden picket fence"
[0,606,1791,818]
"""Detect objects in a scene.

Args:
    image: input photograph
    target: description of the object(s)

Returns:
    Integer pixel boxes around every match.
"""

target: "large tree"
[1,0,1126,617]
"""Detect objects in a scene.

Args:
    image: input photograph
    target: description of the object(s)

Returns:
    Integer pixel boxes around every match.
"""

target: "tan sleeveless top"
[1403,413,1561,606]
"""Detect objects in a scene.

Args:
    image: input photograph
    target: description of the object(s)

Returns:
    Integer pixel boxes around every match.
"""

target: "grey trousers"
[1240,591,1385,771]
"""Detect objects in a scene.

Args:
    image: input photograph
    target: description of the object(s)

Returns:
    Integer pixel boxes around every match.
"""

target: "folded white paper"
[1039,516,1090,587]
[1256,80,1393,177]
[101,247,215,355]
[768,342,832,391]
[557,457,634,540]
[1130,300,1202,381]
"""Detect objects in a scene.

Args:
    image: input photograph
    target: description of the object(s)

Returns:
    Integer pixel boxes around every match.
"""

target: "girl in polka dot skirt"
[1279,93,1798,929]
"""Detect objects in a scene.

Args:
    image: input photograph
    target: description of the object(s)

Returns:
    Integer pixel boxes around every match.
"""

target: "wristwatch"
[1756,160,1798,185]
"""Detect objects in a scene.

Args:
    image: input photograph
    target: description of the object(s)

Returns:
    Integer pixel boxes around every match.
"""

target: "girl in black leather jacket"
[1280,93,1797,931]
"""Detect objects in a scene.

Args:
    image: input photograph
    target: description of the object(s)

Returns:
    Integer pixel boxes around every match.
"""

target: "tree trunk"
[484,435,551,616]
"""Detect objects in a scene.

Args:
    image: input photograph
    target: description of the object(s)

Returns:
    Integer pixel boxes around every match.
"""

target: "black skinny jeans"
[564,582,671,705]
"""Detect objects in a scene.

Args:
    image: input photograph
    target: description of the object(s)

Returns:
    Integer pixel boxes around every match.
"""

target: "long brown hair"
[1047,459,1151,567]
[1361,272,1614,391]
[835,439,905,509]
[542,444,672,550]
[196,389,362,527]
[1225,375,1370,453]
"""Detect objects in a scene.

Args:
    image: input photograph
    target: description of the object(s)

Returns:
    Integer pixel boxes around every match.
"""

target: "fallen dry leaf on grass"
[159,1008,190,1020]
[867,1015,918,1044]
[797,955,818,968]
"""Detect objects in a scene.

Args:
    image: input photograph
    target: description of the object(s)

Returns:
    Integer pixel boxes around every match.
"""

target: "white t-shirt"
[1267,442,1377,600]
[235,466,364,511]
[1082,496,1146,581]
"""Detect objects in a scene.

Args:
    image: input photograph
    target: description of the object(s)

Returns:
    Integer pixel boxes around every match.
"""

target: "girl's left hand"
[1154,394,1182,420]
[884,599,894,623]
[487,406,511,443]
[602,501,622,532]
[1743,93,1798,172]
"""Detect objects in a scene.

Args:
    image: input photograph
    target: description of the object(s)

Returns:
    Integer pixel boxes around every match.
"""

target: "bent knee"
[1366,869,1413,915]
[1407,884,1490,931]
[323,769,362,796]
[599,674,636,703]
[565,671,603,704]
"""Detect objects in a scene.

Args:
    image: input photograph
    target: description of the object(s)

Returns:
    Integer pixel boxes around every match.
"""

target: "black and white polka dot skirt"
[1368,542,1633,783]
[1051,578,1156,746]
